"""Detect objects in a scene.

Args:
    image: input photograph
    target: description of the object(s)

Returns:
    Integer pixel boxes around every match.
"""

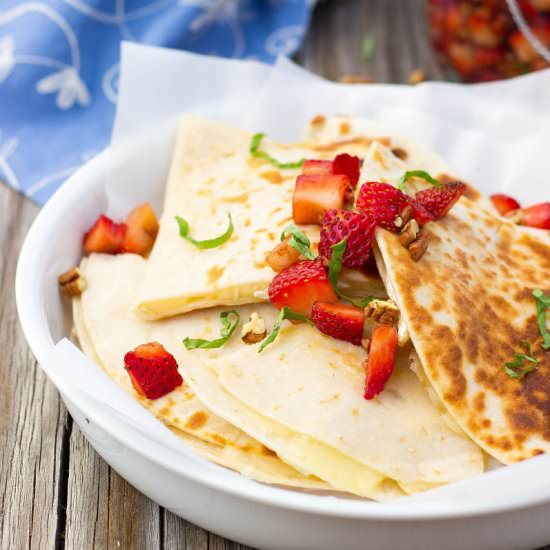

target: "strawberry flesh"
[333,153,361,190]
[521,202,550,230]
[490,194,521,216]
[356,182,408,232]
[318,209,376,269]
[268,259,337,317]
[124,342,183,400]
[311,302,364,345]
[364,324,398,400]
[302,160,333,176]
[292,174,350,225]
[122,203,159,256]
[414,182,466,220]
[83,215,127,254]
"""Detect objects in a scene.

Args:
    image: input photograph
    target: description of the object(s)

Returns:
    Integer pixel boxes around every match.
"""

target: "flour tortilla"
[75,253,409,499]
[74,253,334,491]
[135,116,386,320]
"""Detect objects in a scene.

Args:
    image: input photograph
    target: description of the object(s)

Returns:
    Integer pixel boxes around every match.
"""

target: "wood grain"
[2,1,549,549]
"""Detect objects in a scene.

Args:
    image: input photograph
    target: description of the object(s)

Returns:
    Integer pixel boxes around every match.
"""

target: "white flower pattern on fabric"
[0,129,20,190]
[265,25,305,56]
[0,35,15,83]
[36,68,90,109]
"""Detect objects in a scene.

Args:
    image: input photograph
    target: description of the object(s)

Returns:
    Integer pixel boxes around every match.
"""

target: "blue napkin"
[0,1,313,204]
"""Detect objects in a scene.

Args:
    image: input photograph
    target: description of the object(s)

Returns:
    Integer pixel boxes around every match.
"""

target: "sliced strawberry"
[490,194,521,216]
[311,302,364,345]
[520,202,550,230]
[292,174,350,225]
[265,237,301,272]
[302,160,333,176]
[356,182,408,232]
[124,342,183,400]
[414,182,466,220]
[333,153,361,190]
[268,259,337,317]
[121,203,159,256]
[318,209,376,268]
[364,324,398,400]
[407,197,436,224]
[83,215,126,254]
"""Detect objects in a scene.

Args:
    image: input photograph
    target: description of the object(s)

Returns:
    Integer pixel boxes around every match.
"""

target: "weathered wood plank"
[64,425,161,550]
[0,184,67,550]
[163,511,208,550]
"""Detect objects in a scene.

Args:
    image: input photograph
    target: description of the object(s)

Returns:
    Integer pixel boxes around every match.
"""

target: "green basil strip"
[397,170,442,192]
[280,224,316,260]
[175,213,233,250]
[183,310,240,350]
[503,353,538,380]
[328,239,375,308]
[250,133,304,170]
[533,289,550,350]
[258,307,313,353]
[361,35,376,60]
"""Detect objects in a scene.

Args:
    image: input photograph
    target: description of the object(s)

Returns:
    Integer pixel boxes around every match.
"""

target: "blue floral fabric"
[0,1,313,204]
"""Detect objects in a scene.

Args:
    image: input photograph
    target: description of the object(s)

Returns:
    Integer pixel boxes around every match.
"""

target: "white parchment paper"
[40,44,550,505]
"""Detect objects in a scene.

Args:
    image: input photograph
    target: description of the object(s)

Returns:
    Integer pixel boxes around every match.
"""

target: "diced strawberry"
[318,209,376,269]
[124,342,183,400]
[467,15,502,48]
[268,259,337,317]
[490,194,521,216]
[311,302,364,345]
[406,197,436,224]
[83,215,127,254]
[333,154,361,190]
[414,182,466,220]
[302,160,333,176]
[447,41,478,76]
[292,174,350,225]
[121,203,159,256]
[520,202,550,230]
[356,182,408,232]
[364,324,398,400]
[265,237,301,272]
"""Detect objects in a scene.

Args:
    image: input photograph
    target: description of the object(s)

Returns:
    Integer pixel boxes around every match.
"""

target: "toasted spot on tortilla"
[311,137,389,153]
[310,114,326,127]
[372,148,388,170]
[339,121,351,135]
[223,192,249,204]
[267,232,276,241]
[185,411,208,430]
[352,408,360,417]
[254,261,266,270]
[260,170,283,184]
[473,392,486,413]
[261,445,278,458]
[211,434,227,446]
[533,449,545,456]
[244,217,251,227]
[207,266,225,285]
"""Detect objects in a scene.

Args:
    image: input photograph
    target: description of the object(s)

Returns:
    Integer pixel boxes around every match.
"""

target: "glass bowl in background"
[427,0,550,82]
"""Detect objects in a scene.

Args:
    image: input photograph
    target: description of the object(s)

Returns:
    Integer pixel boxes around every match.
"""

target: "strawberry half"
[332,153,361,190]
[414,182,466,221]
[356,182,408,232]
[311,302,364,345]
[318,209,376,269]
[302,160,333,176]
[364,324,398,400]
[292,174,350,225]
[490,193,521,216]
[83,215,127,254]
[122,203,160,256]
[519,202,550,230]
[124,342,183,400]
[268,259,337,317]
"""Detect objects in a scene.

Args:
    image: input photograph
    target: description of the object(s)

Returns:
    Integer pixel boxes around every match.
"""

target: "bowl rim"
[15,137,550,522]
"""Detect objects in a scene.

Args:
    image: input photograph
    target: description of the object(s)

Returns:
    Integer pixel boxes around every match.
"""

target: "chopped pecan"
[364,299,400,327]
[391,147,408,161]
[58,267,86,297]
[408,229,430,261]
[394,205,413,230]
[241,313,267,345]
[398,219,420,247]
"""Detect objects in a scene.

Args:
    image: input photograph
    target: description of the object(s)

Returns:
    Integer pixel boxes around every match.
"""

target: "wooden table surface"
[1,1,548,549]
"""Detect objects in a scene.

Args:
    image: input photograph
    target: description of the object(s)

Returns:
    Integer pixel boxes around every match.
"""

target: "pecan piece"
[241,313,267,345]
[394,205,414,230]
[398,218,420,247]
[58,267,86,297]
[364,299,400,327]
[408,229,430,261]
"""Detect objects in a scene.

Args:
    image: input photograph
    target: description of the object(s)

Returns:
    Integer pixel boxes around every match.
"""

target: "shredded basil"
[183,310,240,350]
[280,224,316,260]
[397,170,441,192]
[175,213,233,250]
[250,133,304,170]
[258,307,313,352]
[361,35,376,60]
[533,289,550,350]
[328,240,375,308]
[504,353,538,380]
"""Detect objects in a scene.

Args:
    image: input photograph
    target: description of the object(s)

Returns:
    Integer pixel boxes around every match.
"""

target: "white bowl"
[16,124,550,550]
